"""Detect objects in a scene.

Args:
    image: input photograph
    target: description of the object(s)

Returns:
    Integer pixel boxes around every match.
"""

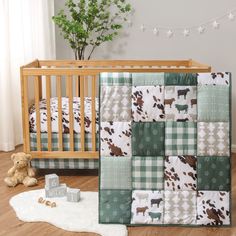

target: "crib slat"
[80,75,85,152]
[91,75,96,152]
[68,75,74,151]
[84,77,88,96]
[57,76,63,151]
[34,76,41,151]
[23,76,30,152]
[46,76,52,151]
[76,76,79,97]
[66,78,70,97]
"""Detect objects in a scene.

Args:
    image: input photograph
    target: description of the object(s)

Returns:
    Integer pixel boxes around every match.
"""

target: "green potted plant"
[53,0,132,60]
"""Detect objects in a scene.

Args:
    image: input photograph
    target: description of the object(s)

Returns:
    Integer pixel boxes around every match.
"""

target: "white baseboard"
[232,144,236,153]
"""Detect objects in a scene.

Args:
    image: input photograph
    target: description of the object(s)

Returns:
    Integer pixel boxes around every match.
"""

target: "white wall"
[54,0,236,148]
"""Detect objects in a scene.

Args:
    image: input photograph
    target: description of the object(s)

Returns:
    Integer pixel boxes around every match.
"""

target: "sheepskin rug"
[10,189,127,236]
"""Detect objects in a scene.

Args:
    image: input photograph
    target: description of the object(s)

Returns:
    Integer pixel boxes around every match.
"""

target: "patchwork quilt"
[99,72,231,226]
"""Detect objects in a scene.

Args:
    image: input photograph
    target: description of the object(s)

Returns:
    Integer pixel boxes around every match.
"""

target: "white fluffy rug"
[10,189,127,236]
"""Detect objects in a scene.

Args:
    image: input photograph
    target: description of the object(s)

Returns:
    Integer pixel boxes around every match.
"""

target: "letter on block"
[45,183,67,198]
[45,174,59,189]
[67,188,80,202]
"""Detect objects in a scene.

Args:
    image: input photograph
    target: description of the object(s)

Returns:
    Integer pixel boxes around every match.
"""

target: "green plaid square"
[132,156,164,190]
[100,72,132,85]
[165,121,197,155]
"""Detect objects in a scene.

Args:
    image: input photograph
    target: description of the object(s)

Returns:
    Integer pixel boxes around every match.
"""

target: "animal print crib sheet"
[99,72,231,226]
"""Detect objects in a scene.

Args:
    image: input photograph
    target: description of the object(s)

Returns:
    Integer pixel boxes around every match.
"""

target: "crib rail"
[21,59,211,159]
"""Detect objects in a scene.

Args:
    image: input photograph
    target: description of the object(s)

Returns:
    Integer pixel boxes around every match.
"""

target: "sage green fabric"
[164,73,197,85]
[132,73,164,86]
[165,121,197,156]
[197,85,229,121]
[132,122,165,156]
[100,72,132,85]
[100,157,131,190]
[132,156,164,190]
[197,156,230,191]
[99,190,131,224]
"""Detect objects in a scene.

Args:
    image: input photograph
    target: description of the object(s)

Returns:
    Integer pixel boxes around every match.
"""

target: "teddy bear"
[4,152,37,187]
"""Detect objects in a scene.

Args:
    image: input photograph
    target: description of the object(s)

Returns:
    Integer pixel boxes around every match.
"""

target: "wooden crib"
[20,59,211,160]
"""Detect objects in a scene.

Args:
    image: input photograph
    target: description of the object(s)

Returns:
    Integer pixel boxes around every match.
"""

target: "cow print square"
[131,190,164,224]
[100,122,132,157]
[197,191,230,225]
[165,86,197,121]
[164,156,197,191]
[132,86,165,122]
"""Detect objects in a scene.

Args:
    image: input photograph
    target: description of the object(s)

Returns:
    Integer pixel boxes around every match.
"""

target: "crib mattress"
[99,72,231,226]
[29,97,98,133]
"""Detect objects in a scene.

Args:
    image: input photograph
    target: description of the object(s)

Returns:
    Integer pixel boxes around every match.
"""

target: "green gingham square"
[165,121,197,155]
[100,72,132,85]
[132,156,164,190]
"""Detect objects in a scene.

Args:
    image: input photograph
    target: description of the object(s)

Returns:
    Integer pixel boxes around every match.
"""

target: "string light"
[212,20,220,29]
[198,26,205,34]
[167,30,173,38]
[153,28,159,35]
[183,29,190,37]
[228,12,235,21]
[136,7,236,38]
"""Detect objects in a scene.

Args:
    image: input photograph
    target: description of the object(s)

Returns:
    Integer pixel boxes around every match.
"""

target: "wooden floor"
[0,146,235,236]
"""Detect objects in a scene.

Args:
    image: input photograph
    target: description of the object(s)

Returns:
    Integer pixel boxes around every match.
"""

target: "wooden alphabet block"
[45,174,59,189]
[45,183,67,198]
[67,188,80,202]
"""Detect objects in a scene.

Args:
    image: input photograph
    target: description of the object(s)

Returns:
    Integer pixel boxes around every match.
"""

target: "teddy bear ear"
[25,154,32,160]
[11,154,16,161]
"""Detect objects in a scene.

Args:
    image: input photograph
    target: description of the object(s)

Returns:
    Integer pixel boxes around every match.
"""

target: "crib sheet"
[29,97,99,134]
[99,72,231,226]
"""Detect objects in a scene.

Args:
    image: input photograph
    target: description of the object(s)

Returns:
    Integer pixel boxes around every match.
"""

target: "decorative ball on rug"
[4,152,37,187]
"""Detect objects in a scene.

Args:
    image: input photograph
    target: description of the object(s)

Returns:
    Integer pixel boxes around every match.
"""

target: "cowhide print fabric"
[100,122,132,157]
[197,191,230,225]
[164,190,197,224]
[164,156,197,191]
[132,86,165,122]
[131,190,164,224]
[101,86,131,122]
[197,72,230,86]
[29,97,98,134]
[197,122,230,156]
[165,86,197,121]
